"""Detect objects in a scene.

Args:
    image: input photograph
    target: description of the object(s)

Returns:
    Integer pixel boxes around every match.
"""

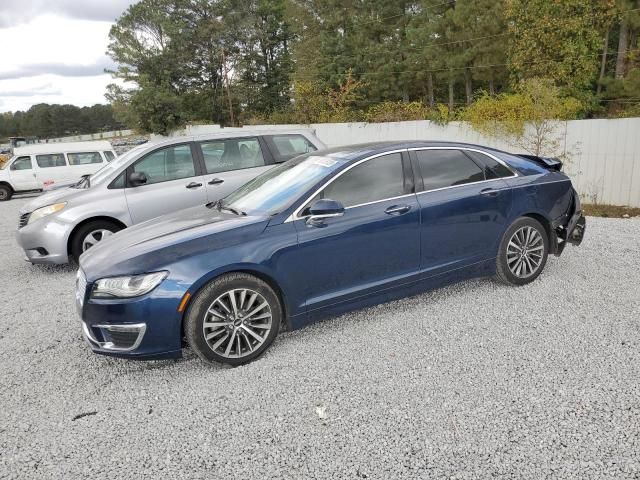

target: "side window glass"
[67,152,102,165]
[36,154,66,168]
[132,144,196,185]
[110,172,125,189]
[11,156,32,170]
[200,137,265,174]
[104,151,116,162]
[416,150,484,191]
[465,150,514,179]
[321,153,405,208]
[267,135,317,162]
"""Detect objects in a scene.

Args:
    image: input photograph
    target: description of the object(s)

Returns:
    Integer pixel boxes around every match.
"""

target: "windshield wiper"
[207,199,246,216]
[76,174,90,188]
[220,205,246,216]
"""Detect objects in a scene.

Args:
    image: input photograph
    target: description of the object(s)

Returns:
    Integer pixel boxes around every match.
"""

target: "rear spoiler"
[516,154,563,172]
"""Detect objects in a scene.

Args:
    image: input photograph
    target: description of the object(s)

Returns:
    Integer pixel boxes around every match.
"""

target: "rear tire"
[495,217,549,286]
[70,220,123,262]
[0,184,13,201]
[184,273,282,366]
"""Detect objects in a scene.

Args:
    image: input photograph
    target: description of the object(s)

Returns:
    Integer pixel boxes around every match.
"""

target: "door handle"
[480,187,499,197]
[385,204,411,215]
[186,182,203,189]
[208,178,224,185]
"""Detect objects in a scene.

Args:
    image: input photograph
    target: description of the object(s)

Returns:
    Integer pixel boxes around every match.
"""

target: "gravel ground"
[1,195,639,479]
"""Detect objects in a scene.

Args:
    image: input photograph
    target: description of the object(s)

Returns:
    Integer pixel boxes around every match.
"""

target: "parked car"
[76,141,586,365]
[16,130,324,264]
[0,141,117,201]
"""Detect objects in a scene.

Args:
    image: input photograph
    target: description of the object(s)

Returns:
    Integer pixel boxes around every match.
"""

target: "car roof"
[316,140,508,161]
[13,140,114,155]
[146,128,320,149]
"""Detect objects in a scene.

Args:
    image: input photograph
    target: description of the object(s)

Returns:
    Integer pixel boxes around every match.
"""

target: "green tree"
[507,0,615,92]
[462,78,583,157]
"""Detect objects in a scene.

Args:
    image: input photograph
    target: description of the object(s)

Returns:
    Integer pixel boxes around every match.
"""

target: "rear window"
[36,153,66,168]
[67,152,102,165]
[416,149,484,191]
[104,151,116,162]
[266,135,317,162]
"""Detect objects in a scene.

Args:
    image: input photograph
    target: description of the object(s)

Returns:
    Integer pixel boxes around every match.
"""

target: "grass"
[583,204,640,218]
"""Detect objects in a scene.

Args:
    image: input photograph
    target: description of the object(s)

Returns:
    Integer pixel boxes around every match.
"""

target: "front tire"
[70,220,123,262]
[184,273,282,366]
[495,217,549,286]
[0,184,13,201]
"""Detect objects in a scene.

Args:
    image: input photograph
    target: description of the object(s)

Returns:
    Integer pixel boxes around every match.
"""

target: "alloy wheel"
[81,229,114,252]
[202,288,273,359]
[506,226,545,278]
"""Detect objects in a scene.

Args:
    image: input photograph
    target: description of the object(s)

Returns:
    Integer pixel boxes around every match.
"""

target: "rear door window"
[415,150,484,191]
[132,144,196,185]
[266,134,317,162]
[11,156,32,170]
[464,150,514,179]
[320,153,406,208]
[36,153,67,168]
[199,137,265,174]
[67,152,102,165]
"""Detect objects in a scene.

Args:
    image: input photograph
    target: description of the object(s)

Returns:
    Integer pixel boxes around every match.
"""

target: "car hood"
[79,204,270,280]
[20,186,84,214]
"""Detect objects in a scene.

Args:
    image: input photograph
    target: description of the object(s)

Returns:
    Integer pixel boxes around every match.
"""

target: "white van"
[0,141,117,201]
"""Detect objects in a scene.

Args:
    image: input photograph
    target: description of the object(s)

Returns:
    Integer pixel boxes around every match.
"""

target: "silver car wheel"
[507,226,545,278]
[81,229,114,252]
[202,288,273,359]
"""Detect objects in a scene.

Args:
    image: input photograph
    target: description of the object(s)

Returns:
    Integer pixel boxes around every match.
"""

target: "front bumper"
[76,271,185,360]
[16,215,72,264]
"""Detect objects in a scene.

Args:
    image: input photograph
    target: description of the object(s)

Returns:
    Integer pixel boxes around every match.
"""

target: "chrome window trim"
[285,149,408,222]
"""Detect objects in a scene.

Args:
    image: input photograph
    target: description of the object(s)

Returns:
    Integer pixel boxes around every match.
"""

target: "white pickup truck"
[0,141,117,201]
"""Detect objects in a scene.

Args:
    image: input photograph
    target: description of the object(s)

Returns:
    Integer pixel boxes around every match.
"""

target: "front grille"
[18,213,30,229]
[103,330,139,349]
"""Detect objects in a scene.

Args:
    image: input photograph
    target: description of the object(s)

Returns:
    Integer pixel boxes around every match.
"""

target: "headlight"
[91,271,168,299]
[27,202,67,224]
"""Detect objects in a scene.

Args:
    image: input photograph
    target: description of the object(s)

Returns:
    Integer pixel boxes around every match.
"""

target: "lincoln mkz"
[76,142,586,365]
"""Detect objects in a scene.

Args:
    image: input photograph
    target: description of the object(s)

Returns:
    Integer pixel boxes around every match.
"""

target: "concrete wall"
[45,129,134,143]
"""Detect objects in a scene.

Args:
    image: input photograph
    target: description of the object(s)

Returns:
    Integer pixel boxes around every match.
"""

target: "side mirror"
[129,172,147,186]
[306,198,345,225]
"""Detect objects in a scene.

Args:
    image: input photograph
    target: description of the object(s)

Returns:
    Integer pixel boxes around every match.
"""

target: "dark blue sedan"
[77,142,586,365]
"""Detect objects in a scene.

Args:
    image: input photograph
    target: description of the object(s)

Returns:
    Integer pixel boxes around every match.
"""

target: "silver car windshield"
[222,154,346,216]
[84,144,148,186]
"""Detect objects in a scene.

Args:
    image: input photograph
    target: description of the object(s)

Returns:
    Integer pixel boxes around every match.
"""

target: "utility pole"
[221,49,235,126]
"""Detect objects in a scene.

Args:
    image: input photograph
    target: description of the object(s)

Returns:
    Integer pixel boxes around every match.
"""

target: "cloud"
[0,0,135,27]
[0,56,116,81]
[0,82,61,97]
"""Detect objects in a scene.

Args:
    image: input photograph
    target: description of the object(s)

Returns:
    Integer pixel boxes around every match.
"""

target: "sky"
[0,0,136,113]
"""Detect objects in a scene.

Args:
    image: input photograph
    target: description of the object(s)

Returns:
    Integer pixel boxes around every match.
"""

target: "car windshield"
[75,144,148,188]
[221,154,346,216]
